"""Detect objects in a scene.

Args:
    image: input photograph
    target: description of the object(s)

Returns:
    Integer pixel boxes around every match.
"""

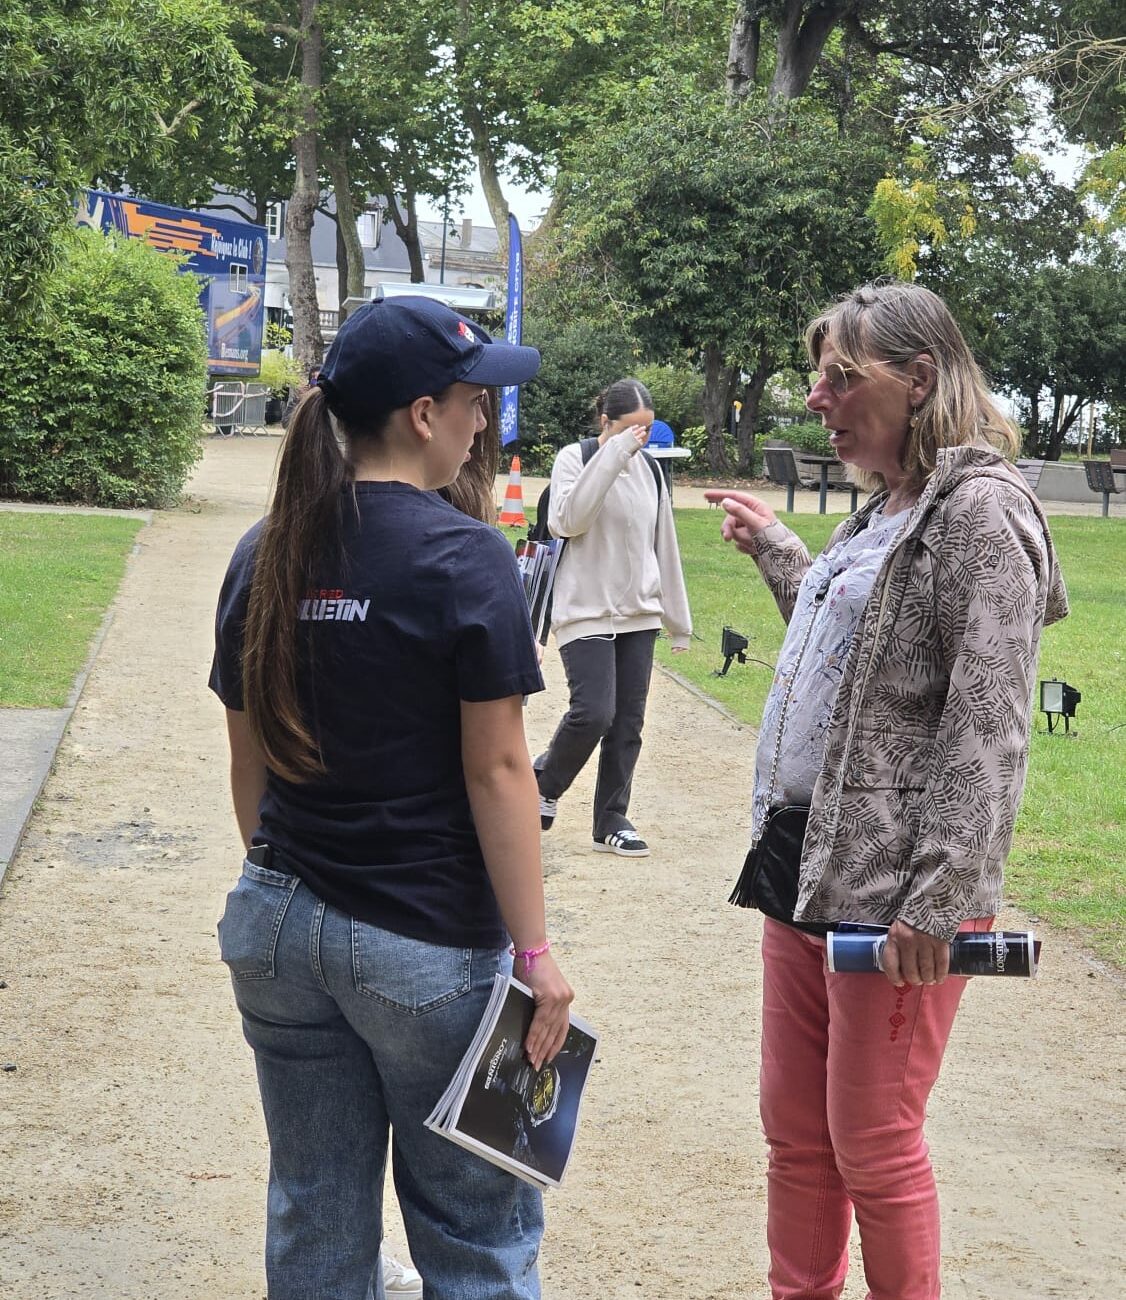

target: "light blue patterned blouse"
[751,507,908,841]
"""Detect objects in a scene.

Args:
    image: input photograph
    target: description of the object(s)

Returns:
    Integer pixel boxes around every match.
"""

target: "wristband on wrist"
[510,940,551,971]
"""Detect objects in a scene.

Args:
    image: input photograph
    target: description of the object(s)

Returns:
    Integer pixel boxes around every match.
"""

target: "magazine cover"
[426,975,599,1190]
[826,929,1041,977]
[514,537,563,644]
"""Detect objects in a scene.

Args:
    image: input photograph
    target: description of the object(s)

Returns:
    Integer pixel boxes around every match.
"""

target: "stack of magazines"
[826,926,1041,977]
[425,975,599,1190]
[514,537,562,644]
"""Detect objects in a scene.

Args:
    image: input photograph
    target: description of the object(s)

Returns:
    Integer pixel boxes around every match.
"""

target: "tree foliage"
[519,311,638,455]
[552,90,887,470]
[634,363,707,433]
[985,250,1126,458]
[728,0,1049,103]
[322,2,471,290]
[451,0,732,245]
[0,0,251,315]
[0,230,207,507]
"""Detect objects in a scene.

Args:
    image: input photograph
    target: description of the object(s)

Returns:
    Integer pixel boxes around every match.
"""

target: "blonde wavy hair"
[805,281,1019,494]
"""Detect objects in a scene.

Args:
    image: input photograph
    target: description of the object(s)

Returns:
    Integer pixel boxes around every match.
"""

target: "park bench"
[1083,460,1123,517]
[1110,449,1126,473]
[825,470,861,512]
[1015,459,1046,494]
[763,447,803,511]
[764,446,860,514]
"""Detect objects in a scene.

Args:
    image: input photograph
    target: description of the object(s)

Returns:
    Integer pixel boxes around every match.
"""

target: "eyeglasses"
[808,362,857,396]
[808,359,897,396]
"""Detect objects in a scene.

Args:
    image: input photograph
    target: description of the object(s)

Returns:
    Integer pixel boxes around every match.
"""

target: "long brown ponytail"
[243,386,348,782]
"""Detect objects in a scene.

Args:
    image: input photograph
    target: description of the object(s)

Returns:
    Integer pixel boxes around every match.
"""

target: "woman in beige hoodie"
[534,378,692,856]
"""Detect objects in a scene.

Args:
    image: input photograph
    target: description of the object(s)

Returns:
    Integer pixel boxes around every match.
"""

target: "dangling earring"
[908,405,920,431]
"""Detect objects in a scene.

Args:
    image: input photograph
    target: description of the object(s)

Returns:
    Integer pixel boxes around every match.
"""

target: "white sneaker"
[382,1252,422,1297]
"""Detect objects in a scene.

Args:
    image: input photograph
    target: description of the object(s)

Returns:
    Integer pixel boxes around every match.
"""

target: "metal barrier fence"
[208,382,271,436]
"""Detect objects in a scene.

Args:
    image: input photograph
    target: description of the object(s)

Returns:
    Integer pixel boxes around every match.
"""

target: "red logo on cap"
[458,321,473,340]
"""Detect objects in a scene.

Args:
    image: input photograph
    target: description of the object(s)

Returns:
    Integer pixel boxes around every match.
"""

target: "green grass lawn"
[0,513,146,708]
[525,504,1126,965]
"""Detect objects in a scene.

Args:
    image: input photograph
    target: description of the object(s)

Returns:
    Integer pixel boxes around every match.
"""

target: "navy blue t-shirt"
[209,482,544,948]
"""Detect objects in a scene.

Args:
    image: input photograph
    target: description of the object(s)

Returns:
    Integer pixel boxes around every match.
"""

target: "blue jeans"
[218,857,544,1300]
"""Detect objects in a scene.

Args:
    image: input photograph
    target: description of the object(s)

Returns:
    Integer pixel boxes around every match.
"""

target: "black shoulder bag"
[729,573,835,923]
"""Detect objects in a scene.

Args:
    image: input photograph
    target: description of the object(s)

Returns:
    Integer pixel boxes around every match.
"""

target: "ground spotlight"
[1040,679,1081,734]
[713,626,749,677]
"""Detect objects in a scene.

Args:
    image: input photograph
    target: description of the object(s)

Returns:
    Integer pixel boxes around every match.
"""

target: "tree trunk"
[1046,391,1066,461]
[702,346,737,475]
[463,98,510,259]
[736,357,771,474]
[726,3,760,104]
[525,190,563,255]
[286,0,324,374]
[455,2,510,258]
[1052,394,1087,458]
[1026,390,1040,456]
[770,0,849,101]
[384,192,426,282]
[326,153,366,320]
[335,215,347,317]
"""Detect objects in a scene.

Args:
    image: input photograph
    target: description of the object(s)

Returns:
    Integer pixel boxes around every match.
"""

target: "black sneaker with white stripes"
[539,793,558,831]
[593,829,650,857]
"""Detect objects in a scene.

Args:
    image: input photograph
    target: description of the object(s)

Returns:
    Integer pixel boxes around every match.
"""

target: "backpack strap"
[527,484,553,542]
[642,449,664,499]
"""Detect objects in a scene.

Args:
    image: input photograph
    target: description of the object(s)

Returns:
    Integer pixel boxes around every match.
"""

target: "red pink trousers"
[759,916,992,1300]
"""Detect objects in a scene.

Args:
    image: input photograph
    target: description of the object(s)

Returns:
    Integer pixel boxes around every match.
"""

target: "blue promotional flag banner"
[499,214,523,446]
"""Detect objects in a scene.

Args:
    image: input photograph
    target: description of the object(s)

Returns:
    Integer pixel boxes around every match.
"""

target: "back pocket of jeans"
[217,861,300,981]
[352,923,473,1014]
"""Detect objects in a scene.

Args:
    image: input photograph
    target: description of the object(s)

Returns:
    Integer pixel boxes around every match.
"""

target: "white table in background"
[646,446,692,498]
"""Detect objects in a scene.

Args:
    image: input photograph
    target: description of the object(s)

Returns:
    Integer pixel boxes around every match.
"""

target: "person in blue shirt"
[647,417,675,448]
[646,417,675,487]
[210,297,573,1300]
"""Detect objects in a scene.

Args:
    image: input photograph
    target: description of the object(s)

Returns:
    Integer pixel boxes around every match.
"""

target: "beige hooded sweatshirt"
[547,430,692,651]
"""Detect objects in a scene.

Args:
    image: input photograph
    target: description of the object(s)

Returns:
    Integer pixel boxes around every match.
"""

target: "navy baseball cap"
[316,296,540,426]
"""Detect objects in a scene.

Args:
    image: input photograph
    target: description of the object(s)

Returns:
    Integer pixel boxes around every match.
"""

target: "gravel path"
[0,436,1122,1298]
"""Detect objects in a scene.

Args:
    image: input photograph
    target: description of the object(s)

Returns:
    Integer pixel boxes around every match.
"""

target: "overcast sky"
[415,171,550,232]
[417,127,1088,233]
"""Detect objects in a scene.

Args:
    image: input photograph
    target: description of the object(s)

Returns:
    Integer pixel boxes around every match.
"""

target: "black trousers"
[535,630,658,839]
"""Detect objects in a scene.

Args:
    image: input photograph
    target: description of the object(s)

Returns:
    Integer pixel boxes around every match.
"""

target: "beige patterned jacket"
[746,446,1069,940]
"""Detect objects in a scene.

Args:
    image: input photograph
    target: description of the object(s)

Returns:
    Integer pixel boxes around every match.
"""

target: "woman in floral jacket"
[706,282,1068,1300]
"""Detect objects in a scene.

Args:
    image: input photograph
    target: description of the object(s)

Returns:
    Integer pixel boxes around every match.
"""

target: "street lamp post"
[440,190,449,285]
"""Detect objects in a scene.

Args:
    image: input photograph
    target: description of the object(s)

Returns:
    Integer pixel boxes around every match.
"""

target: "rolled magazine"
[514,537,562,644]
[826,928,1041,977]
[425,974,599,1190]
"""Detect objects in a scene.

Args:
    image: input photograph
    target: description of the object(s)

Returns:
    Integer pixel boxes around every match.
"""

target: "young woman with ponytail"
[209,298,572,1300]
[534,378,692,856]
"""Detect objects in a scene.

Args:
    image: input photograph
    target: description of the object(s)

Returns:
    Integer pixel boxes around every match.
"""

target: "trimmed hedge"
[0,227,207,507]
[634,361,705,433]
[774,419,834,456]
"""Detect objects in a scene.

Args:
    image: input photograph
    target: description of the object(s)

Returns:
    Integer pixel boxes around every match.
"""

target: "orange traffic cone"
[498,454,528,528]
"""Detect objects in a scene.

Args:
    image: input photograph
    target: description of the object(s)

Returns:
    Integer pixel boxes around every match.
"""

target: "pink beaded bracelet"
[510,940,551,971]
